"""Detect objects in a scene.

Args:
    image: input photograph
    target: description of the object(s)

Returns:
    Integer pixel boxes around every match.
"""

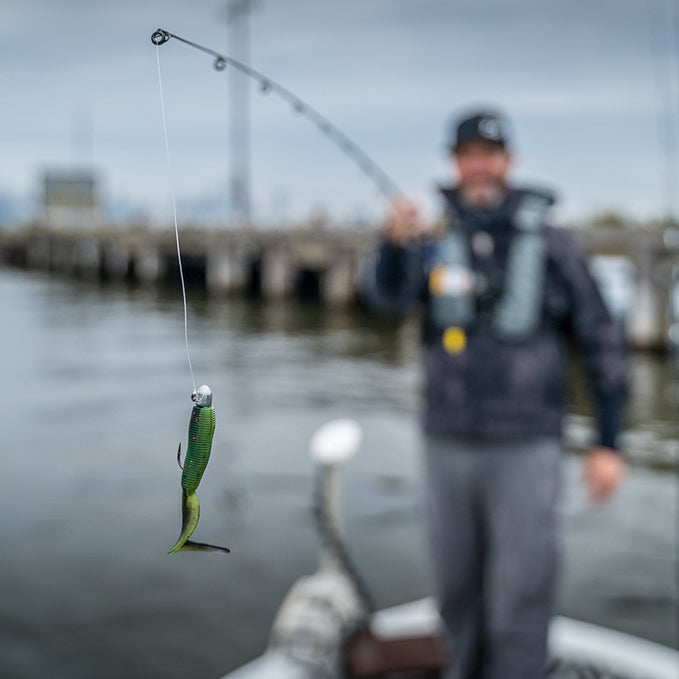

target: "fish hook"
[176,442,184,470]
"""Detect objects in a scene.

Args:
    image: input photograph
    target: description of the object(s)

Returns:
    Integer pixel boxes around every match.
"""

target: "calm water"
[0,268,676,679]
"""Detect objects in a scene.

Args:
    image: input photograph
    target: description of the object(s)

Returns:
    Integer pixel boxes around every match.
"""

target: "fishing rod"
[151,28,405,201]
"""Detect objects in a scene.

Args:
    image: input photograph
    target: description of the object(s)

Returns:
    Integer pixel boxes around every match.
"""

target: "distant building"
[41,169,102,229]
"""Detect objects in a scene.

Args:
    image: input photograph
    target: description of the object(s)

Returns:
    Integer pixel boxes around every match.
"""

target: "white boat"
[219,420,679,679]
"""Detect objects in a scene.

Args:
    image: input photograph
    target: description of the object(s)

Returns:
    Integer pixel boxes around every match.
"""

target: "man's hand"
[384,198,424,246]
[582,446,626,503]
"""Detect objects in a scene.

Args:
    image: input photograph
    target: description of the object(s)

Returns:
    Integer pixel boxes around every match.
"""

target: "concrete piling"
[628,250,666,350]
[261,247,294,300]
[322,254,356,306]
[206,244,249,295]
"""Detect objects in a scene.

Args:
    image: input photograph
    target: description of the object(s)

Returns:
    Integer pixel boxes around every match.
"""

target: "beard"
[459,179,507,209]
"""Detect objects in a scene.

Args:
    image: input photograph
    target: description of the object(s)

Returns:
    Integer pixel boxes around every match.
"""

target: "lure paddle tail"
[168,385,230,555]
[168,490,230,554]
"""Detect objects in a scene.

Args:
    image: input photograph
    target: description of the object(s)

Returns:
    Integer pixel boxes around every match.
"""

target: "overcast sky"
[2,0,678,225]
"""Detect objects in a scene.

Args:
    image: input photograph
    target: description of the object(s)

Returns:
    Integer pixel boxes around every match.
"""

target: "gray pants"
[424,436,561,679]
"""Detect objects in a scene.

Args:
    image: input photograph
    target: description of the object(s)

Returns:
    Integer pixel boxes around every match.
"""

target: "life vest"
[428,189,554,344]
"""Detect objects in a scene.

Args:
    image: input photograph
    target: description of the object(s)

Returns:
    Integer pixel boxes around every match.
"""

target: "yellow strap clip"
[442,326,466,355]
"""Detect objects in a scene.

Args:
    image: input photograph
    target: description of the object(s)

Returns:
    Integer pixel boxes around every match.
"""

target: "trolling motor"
[221,419,368,679]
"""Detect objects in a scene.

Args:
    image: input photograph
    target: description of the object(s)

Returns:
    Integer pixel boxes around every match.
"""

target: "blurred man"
[361,110,627,679]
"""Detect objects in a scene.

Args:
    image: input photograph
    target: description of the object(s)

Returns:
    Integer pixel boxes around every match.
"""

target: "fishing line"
[150,28,405,201]
[155,45,197,395]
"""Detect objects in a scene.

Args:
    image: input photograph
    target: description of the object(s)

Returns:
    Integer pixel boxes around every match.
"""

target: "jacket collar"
[439,186,556,233]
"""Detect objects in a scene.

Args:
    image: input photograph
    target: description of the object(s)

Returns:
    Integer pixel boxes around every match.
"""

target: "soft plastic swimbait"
[168,385,230,555]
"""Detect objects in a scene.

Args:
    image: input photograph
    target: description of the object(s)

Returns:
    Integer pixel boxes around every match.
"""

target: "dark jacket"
[361,187,627,448]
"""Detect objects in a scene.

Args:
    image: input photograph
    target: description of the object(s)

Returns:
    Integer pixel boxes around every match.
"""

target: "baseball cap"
[450,111,510,152]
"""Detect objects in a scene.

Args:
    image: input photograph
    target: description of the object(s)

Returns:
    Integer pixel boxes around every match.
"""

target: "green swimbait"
[168,384,230,555]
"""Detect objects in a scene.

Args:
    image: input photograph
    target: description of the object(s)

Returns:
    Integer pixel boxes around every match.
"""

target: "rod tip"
[151,29,170,46]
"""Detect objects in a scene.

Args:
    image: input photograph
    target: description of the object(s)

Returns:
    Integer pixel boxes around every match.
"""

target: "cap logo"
[478,117,502,141]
